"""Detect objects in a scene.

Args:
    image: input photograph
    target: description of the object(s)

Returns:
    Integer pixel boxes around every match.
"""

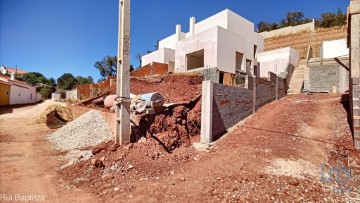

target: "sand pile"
[0,100,66,119]
[31,105,73,124]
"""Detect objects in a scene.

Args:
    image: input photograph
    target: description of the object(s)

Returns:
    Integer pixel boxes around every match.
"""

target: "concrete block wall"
[185,67,220,83]
[255,73,286,109]
[352,77,360,148]
[212,83,253,140]
[201,72,287,143]
[348,1,360,149]
[308,59,349,93]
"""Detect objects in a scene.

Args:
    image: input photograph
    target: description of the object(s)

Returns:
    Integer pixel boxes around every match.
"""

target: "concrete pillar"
[252,76,257,113]
[116,0,131,145]
[275,64,278,100]
[176,24,182,41]
[349,0,360,149]
[189,17,196,37]
[200,80,213,143]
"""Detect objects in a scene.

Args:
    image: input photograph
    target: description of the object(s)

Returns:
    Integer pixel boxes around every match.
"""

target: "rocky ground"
[58,94,360,202]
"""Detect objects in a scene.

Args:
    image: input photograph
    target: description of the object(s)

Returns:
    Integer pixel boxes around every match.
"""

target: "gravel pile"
[48,110,113,151]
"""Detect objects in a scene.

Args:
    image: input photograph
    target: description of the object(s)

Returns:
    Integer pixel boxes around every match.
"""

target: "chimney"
[10,72,15,80]
[176,24,182,41]
[189,17,196,36]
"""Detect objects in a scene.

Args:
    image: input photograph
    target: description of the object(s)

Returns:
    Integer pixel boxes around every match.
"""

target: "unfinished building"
[141,9,264,85]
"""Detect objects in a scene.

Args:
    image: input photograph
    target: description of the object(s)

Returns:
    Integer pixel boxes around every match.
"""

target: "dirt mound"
[135,98,201,151]
[57,94,359,202]
[60,139,198,199]
[31,105,73,124]
[129,74,203,104]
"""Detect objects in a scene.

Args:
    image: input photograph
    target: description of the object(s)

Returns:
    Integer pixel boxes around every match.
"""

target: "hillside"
[264,27,347,59]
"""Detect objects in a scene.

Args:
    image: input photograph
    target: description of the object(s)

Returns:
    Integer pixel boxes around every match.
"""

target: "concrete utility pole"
[116,0,131,145]
[348,0,360,149]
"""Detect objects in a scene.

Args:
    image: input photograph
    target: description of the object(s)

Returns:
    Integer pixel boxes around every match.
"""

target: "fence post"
[252,76,257,113]
[201,80,214,143]
[275,64,278,100]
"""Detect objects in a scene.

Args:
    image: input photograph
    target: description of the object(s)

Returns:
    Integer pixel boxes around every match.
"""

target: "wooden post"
[116,0,131,145]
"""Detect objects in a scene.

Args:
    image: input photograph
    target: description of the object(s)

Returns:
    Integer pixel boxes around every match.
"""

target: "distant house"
[0,65,27,77]
[0,74,39,105]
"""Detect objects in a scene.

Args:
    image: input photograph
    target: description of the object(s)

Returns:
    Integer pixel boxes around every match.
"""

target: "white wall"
[190,10,228,37]
[142,48,175,67]
[321,39,349,59]
[176,26,262,75]
[9,83,37,105]
[258,47,300,78]
[36,92,42,102]
[217,27,247,74]
[260,21,315,38]
[149,9,264,76]
[175,27,218,72]
[66,90,79,100]
[228,11,264,66]
[52,93,61,101]
[159,33,186,50]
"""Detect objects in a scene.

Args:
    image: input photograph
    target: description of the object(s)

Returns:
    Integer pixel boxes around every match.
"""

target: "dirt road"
[0,105,96,202]
[1,94,359,202]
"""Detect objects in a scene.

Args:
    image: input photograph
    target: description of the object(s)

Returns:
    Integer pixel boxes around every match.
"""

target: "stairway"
[288,64,305,94]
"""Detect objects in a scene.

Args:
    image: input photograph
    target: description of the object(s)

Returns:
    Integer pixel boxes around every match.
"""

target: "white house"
[0,65,27,76]
[0,74,38,105]
[141,9,264,84]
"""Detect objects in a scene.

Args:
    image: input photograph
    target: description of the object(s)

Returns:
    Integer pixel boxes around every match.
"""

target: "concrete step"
[288,65,306,94]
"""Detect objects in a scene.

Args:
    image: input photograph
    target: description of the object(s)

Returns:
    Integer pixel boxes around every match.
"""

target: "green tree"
[280,11,305,27]
[94,56,135,81]
[94,56,117,80]
[335,8,346,26]
[21,72,51,86]
[39,86,56,100]
[49,77,56,87]
[270,23,279,30]
[76,76,94,84]
[57,73,77,90]
[319,12,338,28]
[257,21,271,32]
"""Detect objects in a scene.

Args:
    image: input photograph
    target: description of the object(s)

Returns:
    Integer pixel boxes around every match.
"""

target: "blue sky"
[0,0,349,81]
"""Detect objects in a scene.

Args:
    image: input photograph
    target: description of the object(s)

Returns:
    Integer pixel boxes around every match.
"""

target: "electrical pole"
[116,0,131,145]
